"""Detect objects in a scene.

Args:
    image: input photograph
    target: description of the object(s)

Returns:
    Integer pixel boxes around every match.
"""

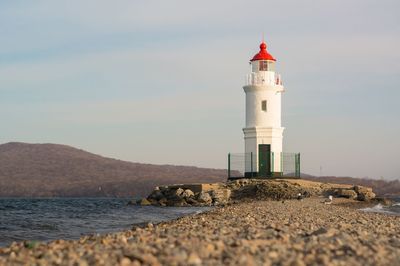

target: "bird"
[297,193,303,201]
[324,195,333,205]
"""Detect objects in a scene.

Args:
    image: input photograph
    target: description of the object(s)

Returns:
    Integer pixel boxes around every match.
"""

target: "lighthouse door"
[258,144,271,177]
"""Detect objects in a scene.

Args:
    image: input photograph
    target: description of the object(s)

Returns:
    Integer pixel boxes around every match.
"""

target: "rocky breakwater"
[332,185,376,201]
[134,183,231,207]
[135,179,377,207]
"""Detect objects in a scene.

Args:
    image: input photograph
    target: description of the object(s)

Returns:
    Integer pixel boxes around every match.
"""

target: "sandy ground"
[0,197,399,266]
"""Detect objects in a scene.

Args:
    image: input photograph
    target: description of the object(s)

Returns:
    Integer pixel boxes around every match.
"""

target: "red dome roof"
[250,42,276,61]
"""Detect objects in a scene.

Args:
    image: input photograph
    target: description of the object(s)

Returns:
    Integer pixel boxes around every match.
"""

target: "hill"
[0,142,226,197]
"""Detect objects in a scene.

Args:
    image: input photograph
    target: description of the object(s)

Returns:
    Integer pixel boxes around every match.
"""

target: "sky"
[1,0,399,179]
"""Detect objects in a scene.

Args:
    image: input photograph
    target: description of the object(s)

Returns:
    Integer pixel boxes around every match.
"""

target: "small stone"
[268,251,279,259]
[9,252,16,260]
[120,257,131,266]
[187,252,202,265]
[147,222,154,229]
[310,227,327,236]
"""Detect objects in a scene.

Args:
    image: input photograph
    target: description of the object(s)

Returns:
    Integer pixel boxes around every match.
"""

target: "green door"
[258,144,271,177]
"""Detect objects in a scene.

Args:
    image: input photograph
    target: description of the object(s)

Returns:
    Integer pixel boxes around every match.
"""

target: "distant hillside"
[303,176,400,197]
[0,142,226,197]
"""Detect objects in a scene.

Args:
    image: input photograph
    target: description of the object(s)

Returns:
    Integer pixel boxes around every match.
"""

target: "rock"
[148,189,164,201]
[9,252,16,259]
[268,251,279,259]
[389,238,400,248]
[255,182,304,200]
[120,257,131,266]
[186,197,200,205]
[354,185,372,193]
[197,192,212,205]
[137,198,151,206]
[175,188,184,197]
[147,198,159,205]
[158,198,167,206]
[309,227,328,236]
[337,188,358,199]
[373,197,394,206]
[161,187,186,204]
[187,252,202,265]
[182,189,195,199]
[166,197,188,207]
[354,186,376,201]
[357,192,376,201]
[210,189,231,204]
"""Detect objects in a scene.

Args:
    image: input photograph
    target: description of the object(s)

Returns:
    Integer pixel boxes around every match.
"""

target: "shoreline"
[0,198,211,249]
[1,197,399,265]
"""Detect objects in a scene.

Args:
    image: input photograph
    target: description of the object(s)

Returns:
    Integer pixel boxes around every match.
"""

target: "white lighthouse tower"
[243,41,284,177]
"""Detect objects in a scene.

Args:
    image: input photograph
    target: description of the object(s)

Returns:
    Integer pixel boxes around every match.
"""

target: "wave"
[360,203,399,216]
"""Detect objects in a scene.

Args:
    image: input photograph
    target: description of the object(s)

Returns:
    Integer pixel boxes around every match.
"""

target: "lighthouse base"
[244,171,283,178]
[227,152,301,180]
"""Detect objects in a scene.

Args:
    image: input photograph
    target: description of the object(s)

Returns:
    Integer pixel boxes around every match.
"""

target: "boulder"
[354,185,376,201]
[148,189,164,201]
[210,189,231,204]
[137,198,152,206]
[175,188,185,197]
[197,192,212,205]
[158,198,167,206]
[164,188,185,201]
[167,198,188,207]
[182,189,195,199]
[373,197,394,206]
[186,197,200,205]
[357,191,376,201]
[337,188,358,199]
[354,185,372,193]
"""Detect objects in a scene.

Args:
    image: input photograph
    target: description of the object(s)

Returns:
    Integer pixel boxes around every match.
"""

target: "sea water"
[360,197,400,216]
[0,198,209,247]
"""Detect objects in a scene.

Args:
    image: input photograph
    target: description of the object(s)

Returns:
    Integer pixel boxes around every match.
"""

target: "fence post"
[298,153,301,177]
[294,153,300,177]
[250,152,253,178]
[228,153,231,180]
[271,152,274,176]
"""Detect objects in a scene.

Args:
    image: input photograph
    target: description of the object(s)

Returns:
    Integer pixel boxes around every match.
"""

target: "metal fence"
[228,152,300,179]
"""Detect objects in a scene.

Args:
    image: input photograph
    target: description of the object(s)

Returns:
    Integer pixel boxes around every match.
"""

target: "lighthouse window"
[261,100,267,111]
[259,61,268,71]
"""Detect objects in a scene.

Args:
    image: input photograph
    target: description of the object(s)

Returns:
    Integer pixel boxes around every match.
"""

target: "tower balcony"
[245,72,283,86]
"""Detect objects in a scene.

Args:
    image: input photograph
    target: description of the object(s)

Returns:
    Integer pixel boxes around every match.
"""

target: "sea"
[0,198,209,247]
[359,197,400,216]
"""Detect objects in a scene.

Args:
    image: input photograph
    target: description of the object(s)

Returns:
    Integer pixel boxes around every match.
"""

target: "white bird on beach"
[297,193,303,201]
[324,195,333,205]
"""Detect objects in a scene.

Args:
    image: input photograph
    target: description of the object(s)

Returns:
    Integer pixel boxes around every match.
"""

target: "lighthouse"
[243,41,284,177]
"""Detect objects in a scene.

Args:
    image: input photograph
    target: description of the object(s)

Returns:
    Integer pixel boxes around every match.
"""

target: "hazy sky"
[1,1,399,179]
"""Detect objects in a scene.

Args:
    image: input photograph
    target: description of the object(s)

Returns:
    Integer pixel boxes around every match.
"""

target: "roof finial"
[251,38,276,61]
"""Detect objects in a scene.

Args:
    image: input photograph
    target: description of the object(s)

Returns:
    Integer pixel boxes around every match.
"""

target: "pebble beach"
[1,197,399,266]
